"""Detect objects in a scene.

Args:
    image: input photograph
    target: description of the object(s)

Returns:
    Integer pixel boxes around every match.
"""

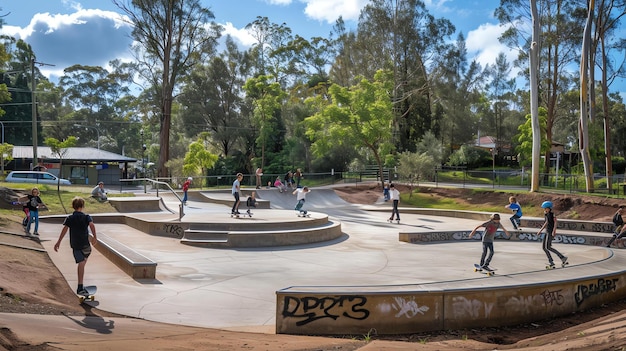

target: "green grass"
[401,189,504,214]
[1,182,134,218]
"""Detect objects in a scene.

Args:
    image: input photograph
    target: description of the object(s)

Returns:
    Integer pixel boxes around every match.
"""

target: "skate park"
[33,184,626,336]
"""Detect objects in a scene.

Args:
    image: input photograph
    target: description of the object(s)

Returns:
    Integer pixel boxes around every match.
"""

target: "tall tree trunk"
[529,0,541,192]
[580,0,595,192]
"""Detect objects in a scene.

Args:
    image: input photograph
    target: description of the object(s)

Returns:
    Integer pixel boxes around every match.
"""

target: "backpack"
[613,212,623,226]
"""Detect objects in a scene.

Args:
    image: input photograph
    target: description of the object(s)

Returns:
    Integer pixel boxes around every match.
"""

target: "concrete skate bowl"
[254,188,358,211]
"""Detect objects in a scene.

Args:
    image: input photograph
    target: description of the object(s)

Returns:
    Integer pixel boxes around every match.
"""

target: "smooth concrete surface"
[35,187,625,335]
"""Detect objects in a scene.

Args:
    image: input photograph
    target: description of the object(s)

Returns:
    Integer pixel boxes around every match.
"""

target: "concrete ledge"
[94,233,157,280]
[276,252,626,335]
[181,221,342,248]
[399,229,618,247]
[199,190,270,209]
[363,207,615,233]
[108,197,169,213]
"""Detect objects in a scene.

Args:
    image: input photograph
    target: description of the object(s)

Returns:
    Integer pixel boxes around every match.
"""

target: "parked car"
[5,171,72,185]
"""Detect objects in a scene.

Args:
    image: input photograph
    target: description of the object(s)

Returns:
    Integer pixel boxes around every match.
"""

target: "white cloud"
[302,0,369,23]
[265,0,293,4]
[0,9,133,76]
[466,22,516,69]
[222,22,257,47]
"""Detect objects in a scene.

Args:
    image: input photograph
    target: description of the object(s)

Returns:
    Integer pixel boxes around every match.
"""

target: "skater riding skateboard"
[77,285,97,303]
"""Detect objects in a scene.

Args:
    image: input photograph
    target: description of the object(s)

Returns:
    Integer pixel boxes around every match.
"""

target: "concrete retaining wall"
[276,269,626,335]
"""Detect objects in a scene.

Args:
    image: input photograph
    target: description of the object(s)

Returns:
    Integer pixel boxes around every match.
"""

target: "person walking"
[388,184,400,223]
[468,213,511,271]
[505,196,523,230]
[53,196,97,295]
[606,205,626,247]
[538,201,568,269]
[182,177,192,204]
[26,187,45,236]
[231,173,243,216]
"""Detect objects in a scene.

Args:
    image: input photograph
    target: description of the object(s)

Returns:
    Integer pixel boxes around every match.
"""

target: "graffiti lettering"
[282,295,370,326]
[553,235,586,245]
[541,289,564,306]
[518,233,542,242]
[162,224,184,238]
[391,296,429,318]
[574,278,619,307]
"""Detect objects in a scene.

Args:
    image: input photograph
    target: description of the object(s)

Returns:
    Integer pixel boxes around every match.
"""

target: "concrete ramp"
[255,188,355,210]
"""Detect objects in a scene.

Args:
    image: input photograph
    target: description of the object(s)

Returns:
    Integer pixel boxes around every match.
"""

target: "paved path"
[37,188,613,333]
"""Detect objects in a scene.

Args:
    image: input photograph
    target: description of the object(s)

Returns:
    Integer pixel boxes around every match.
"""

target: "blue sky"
[0,0,513,82]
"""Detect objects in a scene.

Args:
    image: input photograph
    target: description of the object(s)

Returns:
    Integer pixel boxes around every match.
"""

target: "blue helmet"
[541,201,553,209]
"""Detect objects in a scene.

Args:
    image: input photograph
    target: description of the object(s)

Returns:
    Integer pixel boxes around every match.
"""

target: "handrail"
[119,178,184,220]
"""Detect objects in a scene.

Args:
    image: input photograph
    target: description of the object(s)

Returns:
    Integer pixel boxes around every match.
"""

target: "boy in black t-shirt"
[54,197,97,295]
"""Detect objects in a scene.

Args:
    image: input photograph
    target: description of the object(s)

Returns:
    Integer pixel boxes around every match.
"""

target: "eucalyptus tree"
[337,0,455,152]
[245,16,295,86]
[178,36,253,157]
[485,53,518,147]
[113,0,222,177]
[497,0,585,176]
[590,0,626,189]
[432,34,486,154]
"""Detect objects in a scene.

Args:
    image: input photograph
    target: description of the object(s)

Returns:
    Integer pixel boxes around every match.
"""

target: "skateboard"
[77,285,97,303]
[546,261,569,270]
[387,219,400,224]
[297,210,310,218]
[474,264,496,276]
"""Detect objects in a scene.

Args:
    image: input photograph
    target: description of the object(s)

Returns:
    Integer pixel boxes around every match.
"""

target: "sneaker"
[77,288,88,295]
[33,232,39,236]
[561,256,569,266]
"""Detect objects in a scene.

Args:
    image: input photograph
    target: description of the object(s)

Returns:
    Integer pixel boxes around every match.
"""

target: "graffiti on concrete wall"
[389,296,429,318]
[281,295,370,326]
[574,278,619,307]
[162,223,184,238]
[523,220,614,233]
[451,296,494,319]
[541,289,565,306]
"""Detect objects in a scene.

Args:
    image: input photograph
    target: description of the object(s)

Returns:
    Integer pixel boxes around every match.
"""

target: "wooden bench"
[94,233,157,280]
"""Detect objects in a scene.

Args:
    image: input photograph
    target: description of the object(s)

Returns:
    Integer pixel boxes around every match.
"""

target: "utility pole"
[30,57,55,169]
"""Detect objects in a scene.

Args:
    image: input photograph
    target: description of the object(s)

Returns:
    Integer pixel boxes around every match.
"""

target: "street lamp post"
[140,129,146,193]
[73,124,100,149]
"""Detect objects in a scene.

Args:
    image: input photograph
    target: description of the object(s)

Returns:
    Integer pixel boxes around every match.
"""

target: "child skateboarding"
[293,186,310,216]
[537,201,568,269]
[505,196,523,230]
[53,196,97,295]
[245,191,257,217]
[468,213,511,272]
[231,173,243,216]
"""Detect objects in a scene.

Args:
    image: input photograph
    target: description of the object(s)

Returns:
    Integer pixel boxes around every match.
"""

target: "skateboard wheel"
[79,296,85,303]
[90,296,95,301]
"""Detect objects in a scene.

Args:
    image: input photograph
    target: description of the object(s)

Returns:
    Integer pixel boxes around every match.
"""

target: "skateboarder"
[231,173,243,216]
[293,186,310,214]
[182,177,192,204]
[246,191,257,216]
[468,213,511,271]
[606,205,626,247]
[53,196,97,295]
[388,184,400,222]
[505,196,523,230]
[537,201,568,268]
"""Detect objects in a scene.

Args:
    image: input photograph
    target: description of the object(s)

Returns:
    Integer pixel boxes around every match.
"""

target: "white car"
[5,171,72,185]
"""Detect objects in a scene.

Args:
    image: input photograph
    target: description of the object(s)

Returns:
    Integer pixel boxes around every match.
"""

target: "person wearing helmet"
[182,177,192,205]
[468,213,511,271]
[538,201,568,269]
